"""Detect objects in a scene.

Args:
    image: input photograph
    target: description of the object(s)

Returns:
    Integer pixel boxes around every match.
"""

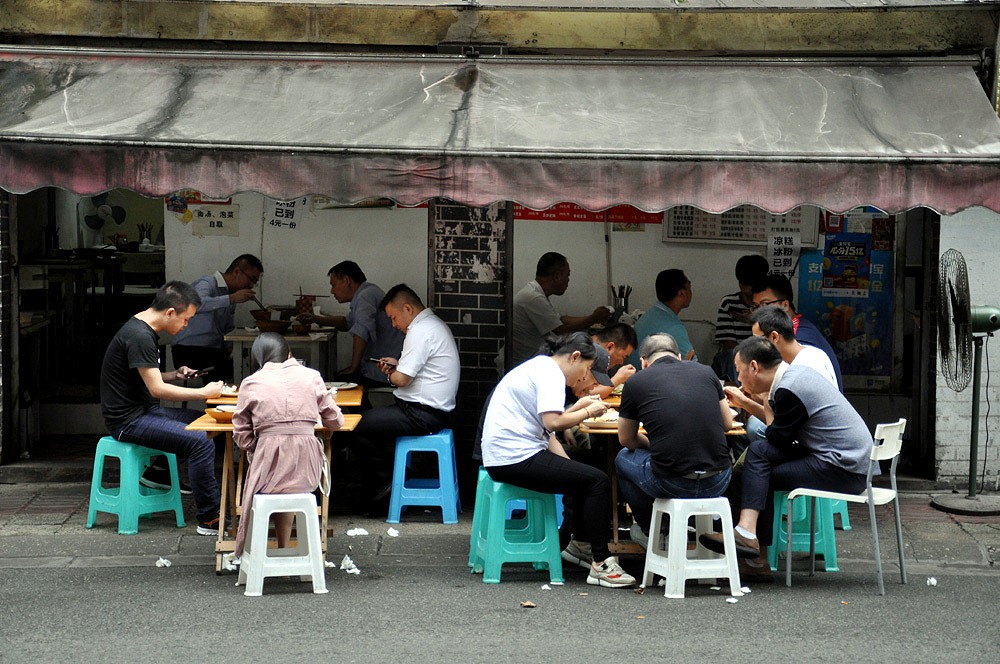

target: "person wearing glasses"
[171,254,263,385]
[750,274,842,390]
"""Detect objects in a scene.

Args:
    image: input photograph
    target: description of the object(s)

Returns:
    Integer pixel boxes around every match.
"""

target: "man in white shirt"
[351,283,460,511]
[509,252,611,368]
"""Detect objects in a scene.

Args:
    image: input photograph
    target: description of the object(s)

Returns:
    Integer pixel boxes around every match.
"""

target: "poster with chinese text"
[798,211,894,390]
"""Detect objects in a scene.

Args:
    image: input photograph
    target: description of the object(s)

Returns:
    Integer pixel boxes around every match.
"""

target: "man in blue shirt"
[301,260,404,388]
[171,254,263,384]
[627,269,697,369]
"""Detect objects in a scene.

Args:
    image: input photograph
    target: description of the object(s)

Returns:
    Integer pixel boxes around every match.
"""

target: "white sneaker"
[560,540,593,569]
[629,523,649,550]
[587,556,636,588]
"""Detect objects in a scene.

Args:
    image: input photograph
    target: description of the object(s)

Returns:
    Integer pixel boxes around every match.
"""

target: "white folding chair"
[785,418,907,595]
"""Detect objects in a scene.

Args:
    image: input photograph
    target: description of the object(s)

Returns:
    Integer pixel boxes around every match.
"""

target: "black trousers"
[348,397,451,492]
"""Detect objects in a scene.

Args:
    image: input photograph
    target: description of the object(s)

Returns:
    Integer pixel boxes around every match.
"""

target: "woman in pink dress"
[232,333,344,556]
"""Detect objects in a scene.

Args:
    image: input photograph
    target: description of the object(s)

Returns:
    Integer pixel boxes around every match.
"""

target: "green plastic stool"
[768,491,839,572]
[468,467,564,584]
[831,499,852,530]
[86,436,186,535]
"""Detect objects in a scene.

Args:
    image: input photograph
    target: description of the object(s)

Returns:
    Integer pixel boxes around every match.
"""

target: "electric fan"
[931,249,1000,515]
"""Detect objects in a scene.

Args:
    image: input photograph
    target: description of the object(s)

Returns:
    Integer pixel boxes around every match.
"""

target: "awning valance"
[1,46,999,214]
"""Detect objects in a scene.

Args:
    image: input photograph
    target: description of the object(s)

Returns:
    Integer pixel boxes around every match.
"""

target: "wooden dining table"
[579,419,747,555]
[186,411,362,573]
[207,386,364,409]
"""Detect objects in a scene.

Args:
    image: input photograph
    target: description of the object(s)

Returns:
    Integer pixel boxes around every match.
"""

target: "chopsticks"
[251,294,266,309]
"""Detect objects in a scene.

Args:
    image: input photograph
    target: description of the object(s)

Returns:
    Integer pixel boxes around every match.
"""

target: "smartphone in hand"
[194,366,214,377]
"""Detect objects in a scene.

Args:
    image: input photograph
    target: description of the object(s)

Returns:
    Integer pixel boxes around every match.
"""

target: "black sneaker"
[196,517,230,536]
[140,465,192,495]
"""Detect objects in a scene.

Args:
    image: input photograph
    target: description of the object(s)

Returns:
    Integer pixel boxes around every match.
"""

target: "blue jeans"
[115,406,219,522]
[615,448,732,535]
[745,416,767,442]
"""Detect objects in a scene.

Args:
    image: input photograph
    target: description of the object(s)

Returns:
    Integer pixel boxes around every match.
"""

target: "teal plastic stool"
[768,491,839,572]
[469,467,564,584]
[387,429,461,524]
[831,499,852,530]
[86,436,186,535]
[506,495,564,527]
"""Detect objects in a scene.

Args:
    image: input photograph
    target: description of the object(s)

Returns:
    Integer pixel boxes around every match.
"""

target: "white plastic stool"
[641,497,743,599]
[236,493,328,597]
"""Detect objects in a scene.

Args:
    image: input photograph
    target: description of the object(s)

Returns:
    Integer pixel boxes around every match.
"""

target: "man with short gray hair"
[615,333,735,549]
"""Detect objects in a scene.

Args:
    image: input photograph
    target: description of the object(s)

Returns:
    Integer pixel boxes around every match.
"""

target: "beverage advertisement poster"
[798,211,894,390]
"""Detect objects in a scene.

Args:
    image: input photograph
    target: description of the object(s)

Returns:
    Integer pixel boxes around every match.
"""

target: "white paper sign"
[264,197,309,232]
[189,204,240,236]
[766,226,801,277]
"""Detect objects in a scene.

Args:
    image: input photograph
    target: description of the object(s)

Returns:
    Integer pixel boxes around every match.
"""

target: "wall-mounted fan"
[83,193,126,230]
[932,248,1000,515]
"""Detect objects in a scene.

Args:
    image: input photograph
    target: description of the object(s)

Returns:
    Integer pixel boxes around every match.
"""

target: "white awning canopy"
[1,46,999,214]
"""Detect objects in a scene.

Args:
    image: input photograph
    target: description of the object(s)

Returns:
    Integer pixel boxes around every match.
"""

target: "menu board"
[663,205,819,246]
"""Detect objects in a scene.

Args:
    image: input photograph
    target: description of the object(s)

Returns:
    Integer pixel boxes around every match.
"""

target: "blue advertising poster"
[798,211,894,390]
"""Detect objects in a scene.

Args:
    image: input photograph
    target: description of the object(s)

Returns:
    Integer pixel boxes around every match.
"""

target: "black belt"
[681,468,728,481]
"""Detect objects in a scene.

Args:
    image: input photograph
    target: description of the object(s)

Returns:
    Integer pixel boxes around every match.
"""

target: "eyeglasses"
[240,267,261,286]
[751,298,786,311]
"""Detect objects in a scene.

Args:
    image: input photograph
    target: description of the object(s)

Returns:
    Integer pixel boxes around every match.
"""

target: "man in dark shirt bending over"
[615,333,734,549]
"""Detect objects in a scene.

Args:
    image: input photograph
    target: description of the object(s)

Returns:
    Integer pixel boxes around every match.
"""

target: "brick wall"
[428,201,511,493]
[936,209,1000,490]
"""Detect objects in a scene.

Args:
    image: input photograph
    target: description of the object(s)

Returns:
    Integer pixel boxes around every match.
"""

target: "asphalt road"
[3,553,998,664]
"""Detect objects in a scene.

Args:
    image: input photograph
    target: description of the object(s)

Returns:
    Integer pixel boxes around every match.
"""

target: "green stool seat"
[768,490,839,573]
[469,467,564,584]
[86,436,186,535]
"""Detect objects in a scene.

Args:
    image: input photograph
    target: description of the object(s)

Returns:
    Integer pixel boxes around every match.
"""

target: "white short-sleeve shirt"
[394,308,460,412]
[481,355,567,467]
[792,345,838,387]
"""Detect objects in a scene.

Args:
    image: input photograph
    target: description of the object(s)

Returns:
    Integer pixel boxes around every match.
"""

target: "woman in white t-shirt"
[481,332,636,589]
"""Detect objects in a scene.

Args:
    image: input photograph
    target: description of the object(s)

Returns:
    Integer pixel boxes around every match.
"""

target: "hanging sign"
[264,197,309,231]
[188,204,240,237]
[766,227,801,277]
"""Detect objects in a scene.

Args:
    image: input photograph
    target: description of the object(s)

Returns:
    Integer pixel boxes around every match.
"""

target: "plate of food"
[220,384,239,397]
[584,409,620,429]
[325,381,358,390]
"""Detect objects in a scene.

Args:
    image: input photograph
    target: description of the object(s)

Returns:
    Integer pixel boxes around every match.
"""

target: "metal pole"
[968,336,984,498]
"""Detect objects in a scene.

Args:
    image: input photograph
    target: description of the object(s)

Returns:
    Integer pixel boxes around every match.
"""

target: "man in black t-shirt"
[100,281,226,535]
[615,333,735,548]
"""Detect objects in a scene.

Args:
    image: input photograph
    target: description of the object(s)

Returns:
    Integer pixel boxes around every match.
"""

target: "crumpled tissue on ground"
[222,553,240,572]
[387,527,399,537]
[340,554,361,574]
[346,528,369,537]
[155,557,172,568]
